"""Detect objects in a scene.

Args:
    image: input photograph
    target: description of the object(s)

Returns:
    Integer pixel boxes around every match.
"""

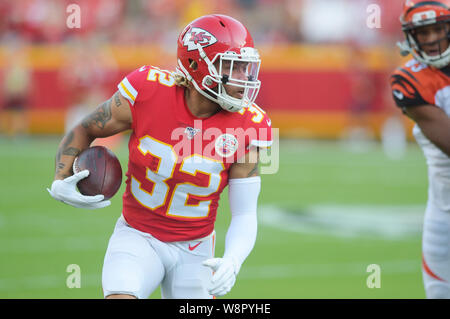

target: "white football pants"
[422,167,450,299]
[102,215,215,299]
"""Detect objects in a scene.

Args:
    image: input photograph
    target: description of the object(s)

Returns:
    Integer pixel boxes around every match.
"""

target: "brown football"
[72,146,123,200]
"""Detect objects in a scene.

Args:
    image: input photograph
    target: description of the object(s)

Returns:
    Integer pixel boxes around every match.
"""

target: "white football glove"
[202,257,240,297]
[47,170,111,209]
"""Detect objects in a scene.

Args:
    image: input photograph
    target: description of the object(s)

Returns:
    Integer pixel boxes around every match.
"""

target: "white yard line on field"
[0,273,100,292]
[259,204,425,240]
[240,259,420,280]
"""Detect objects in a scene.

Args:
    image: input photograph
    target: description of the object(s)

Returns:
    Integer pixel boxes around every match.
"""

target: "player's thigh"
[102,219,165,299]
[422,203,450,298]
[161,234,215,299]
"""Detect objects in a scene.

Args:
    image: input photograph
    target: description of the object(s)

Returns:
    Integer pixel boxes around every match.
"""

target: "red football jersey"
[117,65,272,242]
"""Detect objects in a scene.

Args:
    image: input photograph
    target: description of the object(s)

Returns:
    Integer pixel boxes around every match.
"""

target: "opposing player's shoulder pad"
[117,65,151,106]
[240,103,273,149]
[390,61,429,109]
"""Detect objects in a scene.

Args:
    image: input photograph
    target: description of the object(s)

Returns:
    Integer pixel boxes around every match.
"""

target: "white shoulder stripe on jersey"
[117,77,138,106]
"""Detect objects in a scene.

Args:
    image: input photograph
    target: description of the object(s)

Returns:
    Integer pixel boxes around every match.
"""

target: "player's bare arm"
[229,148,260,179]
[54,91,132,180]
[405,105,450,157]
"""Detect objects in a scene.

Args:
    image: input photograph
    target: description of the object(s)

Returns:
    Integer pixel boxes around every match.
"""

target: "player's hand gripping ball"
[73,146,123,200]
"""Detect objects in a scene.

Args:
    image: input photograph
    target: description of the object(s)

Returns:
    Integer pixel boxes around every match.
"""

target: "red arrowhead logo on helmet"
[183,27,217,51]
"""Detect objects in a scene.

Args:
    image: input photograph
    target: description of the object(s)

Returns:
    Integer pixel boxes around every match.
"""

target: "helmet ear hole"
[189,59,198,70]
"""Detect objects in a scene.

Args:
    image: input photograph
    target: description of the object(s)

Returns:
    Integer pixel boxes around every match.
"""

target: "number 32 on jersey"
[130,136,225,219]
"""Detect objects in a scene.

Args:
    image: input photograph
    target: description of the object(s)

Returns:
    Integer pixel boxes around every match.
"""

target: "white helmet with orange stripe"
[398,0,450,68]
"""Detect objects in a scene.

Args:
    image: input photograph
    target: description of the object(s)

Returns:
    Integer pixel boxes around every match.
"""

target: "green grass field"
[0,136,428,298]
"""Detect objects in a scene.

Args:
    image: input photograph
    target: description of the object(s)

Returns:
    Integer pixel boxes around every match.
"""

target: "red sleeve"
[117,65,149,106]
[117,66,156,131]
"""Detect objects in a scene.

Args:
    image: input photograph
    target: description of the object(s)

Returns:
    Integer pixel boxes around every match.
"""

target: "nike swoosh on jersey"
[188,242,201,251]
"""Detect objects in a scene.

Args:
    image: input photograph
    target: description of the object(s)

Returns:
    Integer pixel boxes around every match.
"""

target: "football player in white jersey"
[391,0,450,298]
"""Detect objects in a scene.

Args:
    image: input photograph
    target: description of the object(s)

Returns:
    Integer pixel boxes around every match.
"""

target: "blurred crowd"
[0,0,407,141]
[0,0,404,48]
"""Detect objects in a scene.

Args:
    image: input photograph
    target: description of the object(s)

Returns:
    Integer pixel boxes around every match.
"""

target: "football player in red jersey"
[391,0,450,298]
[47,14,272,299]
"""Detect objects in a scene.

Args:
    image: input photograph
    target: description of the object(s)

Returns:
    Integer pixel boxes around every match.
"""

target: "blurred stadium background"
[0,0,427,298]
